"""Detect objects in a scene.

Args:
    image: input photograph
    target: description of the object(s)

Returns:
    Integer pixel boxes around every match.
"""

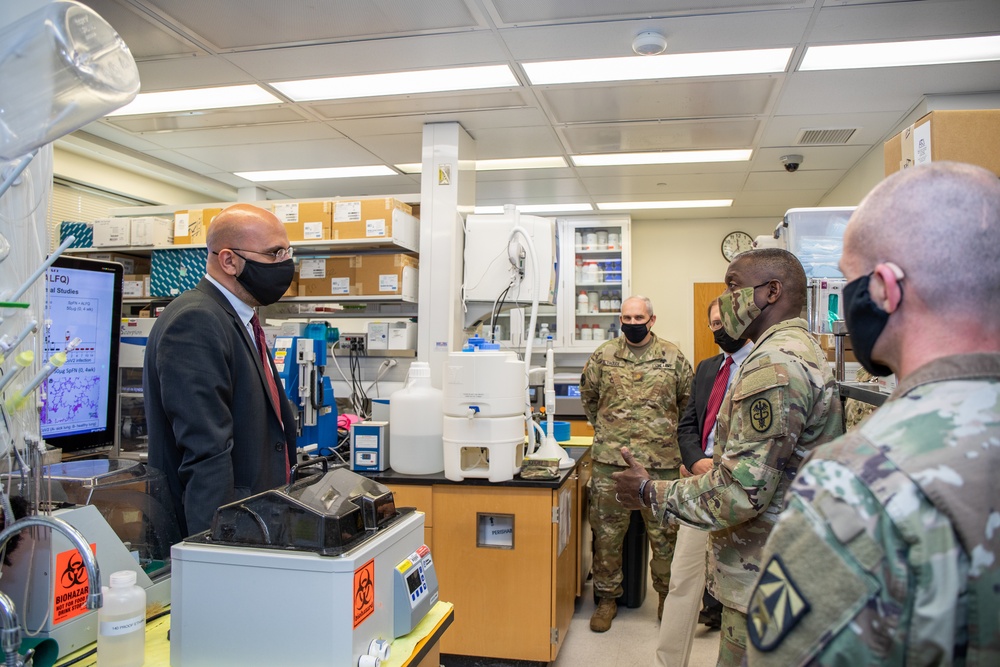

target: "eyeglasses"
[229,247,294,261]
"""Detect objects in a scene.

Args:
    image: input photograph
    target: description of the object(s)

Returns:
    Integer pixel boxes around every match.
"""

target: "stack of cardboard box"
[294,253,418,300]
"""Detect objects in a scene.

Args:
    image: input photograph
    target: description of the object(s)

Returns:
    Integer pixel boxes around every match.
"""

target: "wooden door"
[693,282,727,367]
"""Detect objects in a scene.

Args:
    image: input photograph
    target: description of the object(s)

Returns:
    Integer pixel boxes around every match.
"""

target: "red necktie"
[702,356,734,451]
[251,313,289,481]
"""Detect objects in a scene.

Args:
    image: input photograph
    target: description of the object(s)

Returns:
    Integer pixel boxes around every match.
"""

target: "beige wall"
[631,217,780,361]
[53,145,225,206]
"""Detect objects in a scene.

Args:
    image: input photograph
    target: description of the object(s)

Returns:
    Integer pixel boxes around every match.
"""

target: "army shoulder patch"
[747,555,811,651]
[749,397,772,433]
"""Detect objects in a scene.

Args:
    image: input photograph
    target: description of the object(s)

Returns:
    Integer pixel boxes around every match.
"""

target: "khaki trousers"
[654,525,708,667]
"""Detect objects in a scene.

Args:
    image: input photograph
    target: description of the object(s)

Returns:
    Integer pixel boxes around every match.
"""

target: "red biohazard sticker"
[53,543,97,624]
[353,559,375,628]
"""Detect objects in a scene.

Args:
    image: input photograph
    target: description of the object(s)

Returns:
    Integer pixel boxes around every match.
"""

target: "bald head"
[730,248,807,313]
[205,204,290,305]
[844,162,1000,318]
[206,204,283,253]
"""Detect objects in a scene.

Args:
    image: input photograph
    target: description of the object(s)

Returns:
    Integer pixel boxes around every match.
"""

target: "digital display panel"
[405,567,422,595]
[40,256,123,451]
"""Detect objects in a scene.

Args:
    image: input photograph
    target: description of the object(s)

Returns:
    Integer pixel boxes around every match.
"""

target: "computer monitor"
[40,255,123,453]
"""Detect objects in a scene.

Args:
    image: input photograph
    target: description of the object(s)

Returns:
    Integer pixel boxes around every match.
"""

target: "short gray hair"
[623,295,654,317]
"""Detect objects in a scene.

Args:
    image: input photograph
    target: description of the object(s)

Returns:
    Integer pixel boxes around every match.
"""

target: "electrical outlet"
[341,334,366,352]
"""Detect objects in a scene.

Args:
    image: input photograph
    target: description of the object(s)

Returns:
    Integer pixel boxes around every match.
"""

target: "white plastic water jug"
[389,362,444,474]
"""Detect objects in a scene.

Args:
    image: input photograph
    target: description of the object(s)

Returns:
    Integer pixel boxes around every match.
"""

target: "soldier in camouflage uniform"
[581,295,693,632]
[746,162,1000,666]
[843,366,878,430]
[613,249,843,666]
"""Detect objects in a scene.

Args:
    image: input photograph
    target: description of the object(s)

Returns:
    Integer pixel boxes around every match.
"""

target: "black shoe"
[698,609,722,630]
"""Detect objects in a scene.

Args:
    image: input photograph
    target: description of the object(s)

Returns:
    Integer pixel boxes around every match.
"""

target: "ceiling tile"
[476,178,590,200]
[489,0,809,28]
[103,108,309,134]
[167,138,384,172]
[310,91,530,122]
[141,0,481,50]
[133,122,344,150]
[581,171,747,196]
[559,120,760,154]
[811,0,1000,42]
[133,57,256,92]
[225,32,507,80]
[540,78,779,124]
[465,127,562,158]
[743,169,845,191]
[752,145,870,171]
[79,0,204,58]
[758,111,902,147]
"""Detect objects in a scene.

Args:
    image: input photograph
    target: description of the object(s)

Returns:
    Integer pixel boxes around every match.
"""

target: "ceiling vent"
[795,128,856,145]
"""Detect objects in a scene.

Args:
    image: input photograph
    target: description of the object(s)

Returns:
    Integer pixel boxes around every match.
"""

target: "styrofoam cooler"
[443,346,527,482]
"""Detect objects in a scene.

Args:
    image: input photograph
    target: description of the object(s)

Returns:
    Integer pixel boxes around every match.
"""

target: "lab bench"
[53,601,454,667]
[363,447,593,663]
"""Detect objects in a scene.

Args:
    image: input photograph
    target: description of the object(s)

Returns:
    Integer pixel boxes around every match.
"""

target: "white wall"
[631,217,781,361]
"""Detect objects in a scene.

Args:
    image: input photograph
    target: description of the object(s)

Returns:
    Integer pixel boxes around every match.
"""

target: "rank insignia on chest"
[749,397,772,433]
[747,555,810,651]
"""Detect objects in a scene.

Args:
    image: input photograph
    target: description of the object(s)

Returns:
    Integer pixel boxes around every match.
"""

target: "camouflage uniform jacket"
[650,318,843,611]
[580,333,693,470]
[746,353,1000,666]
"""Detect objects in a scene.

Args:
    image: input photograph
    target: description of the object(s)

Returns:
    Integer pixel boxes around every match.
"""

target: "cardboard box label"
[378,274,398,292]
[330,277,351,295]
[914,122,932,166]
[334,201,361,222]
[366,218,386,237]
[299,258,326,279]
[274,202,299,222]
[174,213,189,237]
[303,221,323,240]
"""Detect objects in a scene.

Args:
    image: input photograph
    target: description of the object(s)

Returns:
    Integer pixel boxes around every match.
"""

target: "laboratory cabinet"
[494,216,631,353]
[372,448,591,662]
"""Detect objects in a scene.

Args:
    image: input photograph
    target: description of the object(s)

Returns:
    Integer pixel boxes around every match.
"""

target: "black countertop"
[361,446,590,489]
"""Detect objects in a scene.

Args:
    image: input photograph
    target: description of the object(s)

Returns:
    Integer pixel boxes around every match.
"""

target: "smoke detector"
[632,31,667,56]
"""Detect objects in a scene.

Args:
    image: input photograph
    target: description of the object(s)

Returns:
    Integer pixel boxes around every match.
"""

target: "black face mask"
[233,253,295,306]
[712,326,746,354]
[620,321,650,344]
[843,272,897,377]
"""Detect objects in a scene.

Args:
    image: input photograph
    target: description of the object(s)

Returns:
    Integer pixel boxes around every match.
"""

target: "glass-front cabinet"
[492,216,631,352]
[562,216,630,350]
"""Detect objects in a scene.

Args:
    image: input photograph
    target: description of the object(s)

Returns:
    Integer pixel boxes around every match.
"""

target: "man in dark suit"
[145,204,297,537]
[655,298,752,667]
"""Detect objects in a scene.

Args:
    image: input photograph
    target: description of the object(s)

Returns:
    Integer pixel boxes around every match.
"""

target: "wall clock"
[721,231,754,261]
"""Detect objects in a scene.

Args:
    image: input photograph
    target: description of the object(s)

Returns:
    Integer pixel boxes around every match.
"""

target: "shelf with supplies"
[64,235,417,257]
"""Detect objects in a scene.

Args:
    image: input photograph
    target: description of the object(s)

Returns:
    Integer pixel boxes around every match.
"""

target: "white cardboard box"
[387,321,417,350]
[130,216,174,246]
[92,218,131,247]
[366,322,389,350]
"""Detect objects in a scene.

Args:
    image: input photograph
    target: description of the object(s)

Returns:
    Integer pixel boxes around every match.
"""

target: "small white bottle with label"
[98,570,146,667]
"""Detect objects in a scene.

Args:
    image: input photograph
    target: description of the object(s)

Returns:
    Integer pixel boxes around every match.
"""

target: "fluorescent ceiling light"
[235,166,397,182]
[106,85,281,116]
[474,203,593,214]
[800,35,1000,71]
[597,200,732,210]
[524,48,791,85]
[396,156,566,174]
[573,149,752,167]
[272,65,519,102]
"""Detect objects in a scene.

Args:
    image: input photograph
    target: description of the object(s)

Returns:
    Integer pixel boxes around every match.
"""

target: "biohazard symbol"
[747,555,810,651]
[750,398,772,433]
[60,552,88,588]
[353,559,375,628]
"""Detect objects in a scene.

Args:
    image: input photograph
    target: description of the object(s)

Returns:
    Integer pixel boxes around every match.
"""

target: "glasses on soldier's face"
[709,320,724,331]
